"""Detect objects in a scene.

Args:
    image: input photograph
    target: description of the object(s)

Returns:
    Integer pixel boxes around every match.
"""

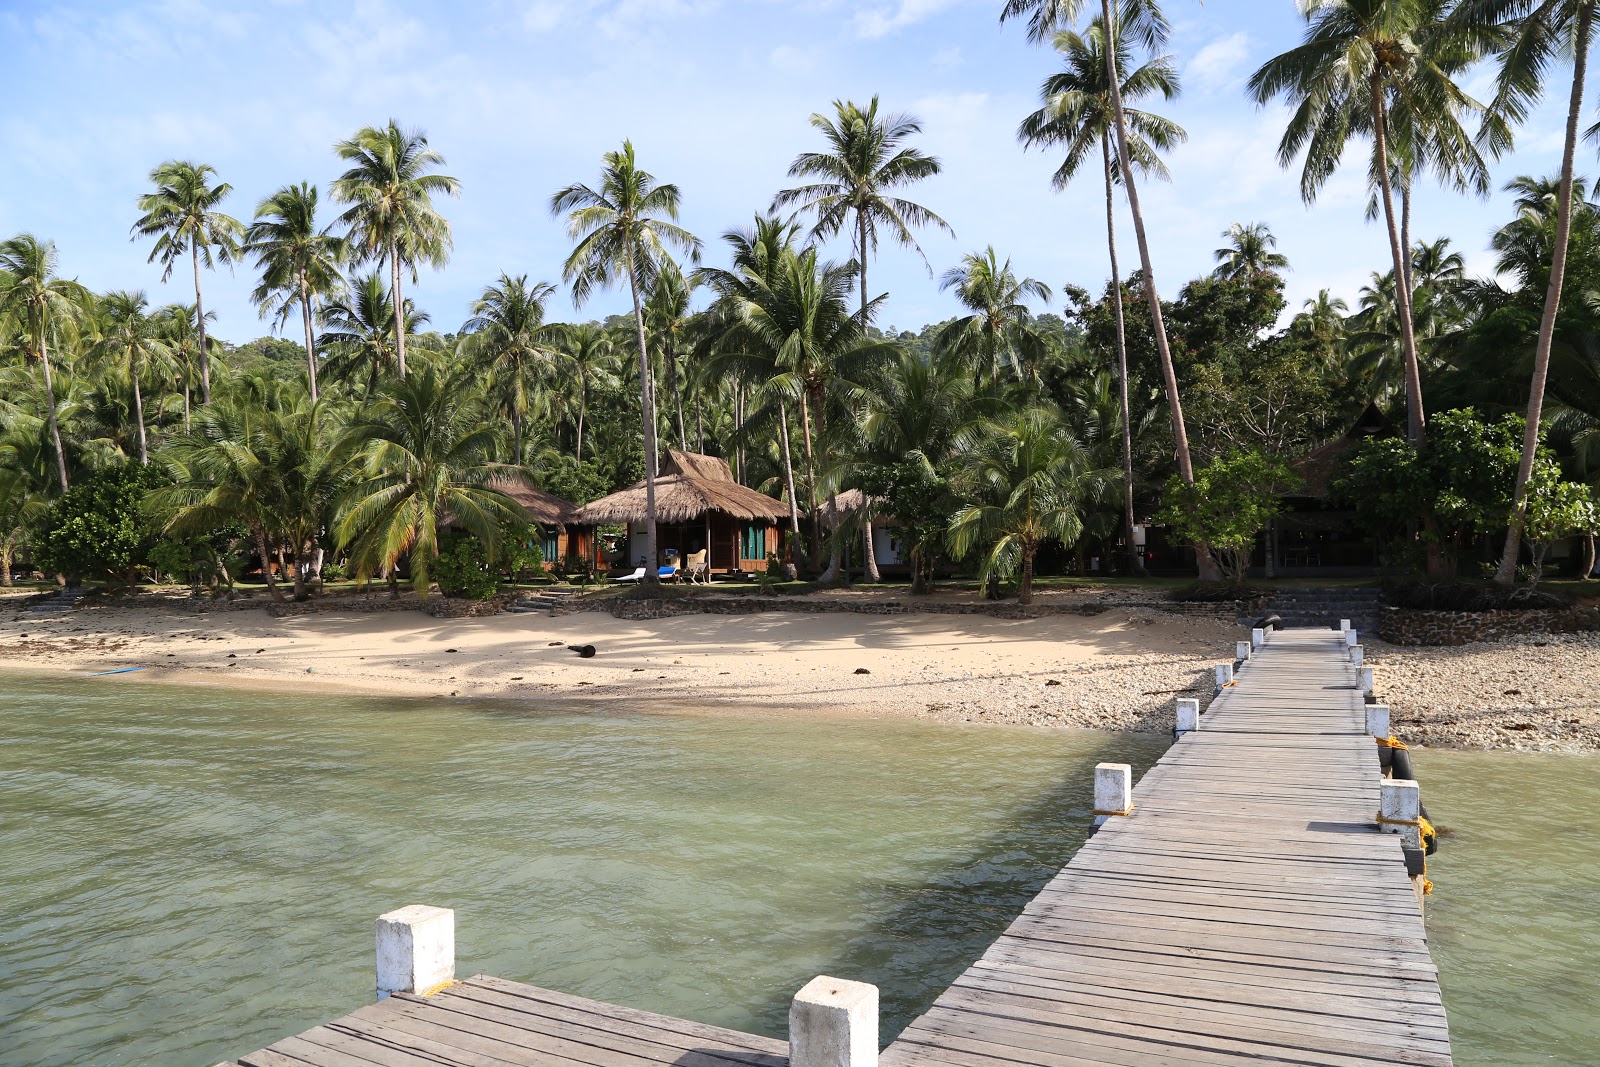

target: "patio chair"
[683,549,709,584]
[612,566,647,583]
[657,551,681,581]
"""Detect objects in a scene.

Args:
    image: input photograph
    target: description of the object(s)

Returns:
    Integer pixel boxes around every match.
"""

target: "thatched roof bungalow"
[489,474,589,566]
[576,450,789,574]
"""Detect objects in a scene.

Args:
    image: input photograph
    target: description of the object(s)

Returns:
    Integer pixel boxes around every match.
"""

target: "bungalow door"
[711,517,739,571]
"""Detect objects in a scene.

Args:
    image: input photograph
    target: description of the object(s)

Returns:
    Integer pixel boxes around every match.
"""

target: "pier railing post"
[1350,645,1364,667]
[1251,627,1266,650]
[1359,666,1375,696]
[1214,663,1234,689]
[1235,640,1252,663]
[1093,762,1133,828]
[376,905,455,1000]
[791,976,878,1067]
[1366,703,1391,740]
[1379,780,1422,849]
[1175,698,1200,736]
[1345,629,1359,651]
[1339,618,1351,633]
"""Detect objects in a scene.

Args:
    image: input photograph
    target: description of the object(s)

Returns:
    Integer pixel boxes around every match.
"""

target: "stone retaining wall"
[594,595,1255,622]
[1378,604,1600,645]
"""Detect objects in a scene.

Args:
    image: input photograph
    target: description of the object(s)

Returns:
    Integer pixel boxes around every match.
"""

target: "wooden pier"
[219,627,1449,1067]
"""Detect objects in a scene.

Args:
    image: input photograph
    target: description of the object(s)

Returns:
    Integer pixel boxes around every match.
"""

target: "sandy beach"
[3,594,1597,748]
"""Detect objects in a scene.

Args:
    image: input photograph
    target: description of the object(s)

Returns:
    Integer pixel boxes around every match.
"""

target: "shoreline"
[2,598,1597,750]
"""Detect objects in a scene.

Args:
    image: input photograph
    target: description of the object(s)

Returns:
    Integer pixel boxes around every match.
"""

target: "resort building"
[491,476,590,567]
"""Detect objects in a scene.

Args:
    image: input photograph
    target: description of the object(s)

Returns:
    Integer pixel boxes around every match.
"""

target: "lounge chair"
[658,554,681,581]
[683,549,709,584]
[613,566,647,582]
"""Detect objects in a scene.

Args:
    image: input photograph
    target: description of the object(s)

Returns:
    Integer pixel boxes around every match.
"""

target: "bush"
[1159,451,1298,582]
[433,533,499,600]
[1383,581,1571,612]
[33,465,162,586]
[499,537,545,583]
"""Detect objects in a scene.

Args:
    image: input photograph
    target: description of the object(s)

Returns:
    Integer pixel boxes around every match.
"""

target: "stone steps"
[507,589,578,616]
[1266,587,1381,631]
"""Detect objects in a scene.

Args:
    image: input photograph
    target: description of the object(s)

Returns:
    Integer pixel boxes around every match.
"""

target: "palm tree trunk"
[1369,77,1425,447]
[132,372,148,465]
[667,348,688,451]
[1499,5,1594,587]
[1020,545,1036,606]
[576,371,587,464]
[390,237,408,378]
[735,381,746,484]
[1101,0,1215,580]
[1103,134,1142,577]
[183,381,191,433]
[1582,530,1596,580]
[777,397,802,580]
[256,528,286,602]
[1,541,13,587]
[193,245,212,405]
[1400,180,1416,301]
[696,398,704,454]
[300,272,319,403]
[39,337,69,492]
[863,517,880,582]
[858,210,870,328]
[799,389,821,573]
[625,244,660,589]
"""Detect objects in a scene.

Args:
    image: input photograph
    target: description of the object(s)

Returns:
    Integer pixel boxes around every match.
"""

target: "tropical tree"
[1213,222,1290,279]
[949,406,1105,604]
[91,291,170,466]
[319,272,428,397]
[556,323,616,464]
[131,161,243,404]
[330,120,459,379]
[936,247,1053,387]
[459,274,563,464]
[1017,12,1182,575]
[338,362,522,598]
[245,183,347,402]
[551,141,702,588]
[643,261,700,451]
[773,96,952,324]
[0,466,47,585]
[154,303,211,430]
[0,235,87,491]
[1301,289,1350,339]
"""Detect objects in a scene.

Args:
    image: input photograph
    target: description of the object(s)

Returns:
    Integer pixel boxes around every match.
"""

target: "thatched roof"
[575,450,789,525]
[489,474,581,526]
[1291,403,1393,499]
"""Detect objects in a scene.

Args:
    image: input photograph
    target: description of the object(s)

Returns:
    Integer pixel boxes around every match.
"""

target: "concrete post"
[1214,663,1234,688]
[1175,698,1200,736]
[790,976,878,1067]
[1339,618,1351,632]
[1345,629,1359,649]
[1235,641,1251,663]
[1350,646,1364,667]
[1251,627,1267,650]
[376,905,454,1000]
[1359,666,1374,695]
[1366,704,1391,739]
[1093,762,1133,828]
[1379,780,1422,848]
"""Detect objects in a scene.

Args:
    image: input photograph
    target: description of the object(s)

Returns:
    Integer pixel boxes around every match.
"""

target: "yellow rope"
[1093,805,1134,817]
[418,979,457,997]
[1375,812,1437,894]
[1220,680,1238,688]
[1376,735,1409,750]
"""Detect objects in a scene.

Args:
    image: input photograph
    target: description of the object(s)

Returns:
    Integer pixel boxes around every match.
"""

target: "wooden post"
[1094,762,1132,828]
[791,976,878,1067]
[1235,640,1251,663]
[1175,697,1200,736]
[1379,780,1422,848]
[1350,645,1364,667]
[1366,703,1391,739]
[376,905,454,1000]
[1251,627,1266,650]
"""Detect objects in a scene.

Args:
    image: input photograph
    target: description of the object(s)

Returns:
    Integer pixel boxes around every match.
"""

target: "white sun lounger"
[612,566,647,582]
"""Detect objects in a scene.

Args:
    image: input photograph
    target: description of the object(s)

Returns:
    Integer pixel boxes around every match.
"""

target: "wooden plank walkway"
[883,627,1449,1067]
[220,627,1448,1067]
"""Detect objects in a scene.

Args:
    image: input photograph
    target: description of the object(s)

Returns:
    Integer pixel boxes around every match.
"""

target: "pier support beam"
[1379,780,1422,849]
[376,905,454,1000]
[1093,762,1132,828]
[1175,698,1200,736]
[791,976,878,1067]
[1251,627,1267,650]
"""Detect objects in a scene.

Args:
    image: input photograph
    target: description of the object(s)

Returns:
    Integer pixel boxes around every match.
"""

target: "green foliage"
[860,460,960,592]
[540,457,616,506]
[1159,451,1296,582]
[33,465,163,585]
[432,532,499,600]
[1522,469,1598,587]
[499,526,547,583]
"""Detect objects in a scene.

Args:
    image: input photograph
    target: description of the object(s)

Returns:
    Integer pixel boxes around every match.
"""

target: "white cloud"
[1187,31,1251,93]
[853,0,959,39]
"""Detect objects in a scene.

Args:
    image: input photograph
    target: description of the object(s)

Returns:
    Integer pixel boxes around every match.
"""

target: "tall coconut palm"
[551,141,702,588]
[0,235,87,491]
[245,183,347,402]
[773,96,952,326]
[936,247,1053,387]
[1017,13,1181,576]
[338,362,521,599]
[1480,0,1600,583]
[1248,1,1493,447]
[1213,222,1290,279]
[459,274,563,464]
[131,161,242,405]
[319,272,429,397]
[330,120,459,379]
[91,291,170,466]
[644,261,699,451]
[556,323,617,464]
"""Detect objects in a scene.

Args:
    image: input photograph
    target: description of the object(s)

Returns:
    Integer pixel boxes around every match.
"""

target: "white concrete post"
[376,905,454,1000]
[1350,645,1365,667]
[1359,666,1375,695]
[1339,618,1351,633]
[1345,629,1359,649]
[1093,762,1133,827]
[1235,641,1252,663]
[1366,704,1391,739]
[790,976,878,1067]
[1214,663,1234,688]
[1379,780,1422,848]
[1175,698,1200,736]
[1251,627,1267,650]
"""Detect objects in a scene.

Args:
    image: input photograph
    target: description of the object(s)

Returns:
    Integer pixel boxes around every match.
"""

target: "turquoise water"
[0,674,1165,1067]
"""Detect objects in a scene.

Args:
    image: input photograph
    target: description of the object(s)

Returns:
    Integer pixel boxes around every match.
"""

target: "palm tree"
[132,161,243,405]
[1017,13,1181,576]
[245,183,347,402]
[949,406,1105,605]
[551,141,702,588]
[459,274,563,464]
[643,261,699,451]
[330,120,459,379]
[91,291,170,465]
[0,235,87,491]
[556,323,616,464]
[1248,1,1493,446]
[936,247,1053,387]
[1301,289,1351,338]
[0,465,47,586]
[338,362,522,599]
[319,272,429,397]
[1213,222,1290,279]
[773,96,952,325]
[1481,3,1600,581]
[154,303,211,430]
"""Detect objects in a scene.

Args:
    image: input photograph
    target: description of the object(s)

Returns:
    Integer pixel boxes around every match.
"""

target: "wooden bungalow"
[490,475,591,567]
[575,450,788,576]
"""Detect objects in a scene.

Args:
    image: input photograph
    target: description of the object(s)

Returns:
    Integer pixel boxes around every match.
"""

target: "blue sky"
[0,0,1580,345]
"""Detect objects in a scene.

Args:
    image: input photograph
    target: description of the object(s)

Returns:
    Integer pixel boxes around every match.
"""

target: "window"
[542,528,561,561]
[740,524,765,560]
